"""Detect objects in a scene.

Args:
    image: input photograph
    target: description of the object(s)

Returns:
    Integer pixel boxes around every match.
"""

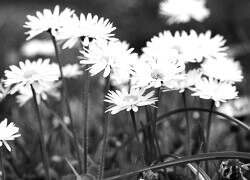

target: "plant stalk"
[49,32,82,173]
[97,75,111,180]
[30,85,50,180]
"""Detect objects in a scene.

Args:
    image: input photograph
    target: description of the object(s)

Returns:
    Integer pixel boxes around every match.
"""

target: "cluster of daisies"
[0,3,243,151]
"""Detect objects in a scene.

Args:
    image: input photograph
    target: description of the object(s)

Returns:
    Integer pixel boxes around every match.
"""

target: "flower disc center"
[23,70,39,79]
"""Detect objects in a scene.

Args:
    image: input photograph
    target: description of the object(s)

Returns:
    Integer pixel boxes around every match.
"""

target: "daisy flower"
[16,81,61,107]
[57,13,116,48]
[159,0,210,24]
[61,64,83,78]
[0,118,21,151]
[105,88,158,114]
[191,77,238,107]
[201,57,243,82]
[24,5,75,40]
[80,40,135,77]
[166,68,202,92]
[21,39,54,57]
[143,30,228,63]
[133,55,185,89]
[4,59,59,94]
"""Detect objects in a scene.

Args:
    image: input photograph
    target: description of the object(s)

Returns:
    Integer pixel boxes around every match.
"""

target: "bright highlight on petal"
[0,118,21,151]
[105,88,158,114]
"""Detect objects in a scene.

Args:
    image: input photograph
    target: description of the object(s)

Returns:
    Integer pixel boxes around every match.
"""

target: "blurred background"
[0,0,250,179]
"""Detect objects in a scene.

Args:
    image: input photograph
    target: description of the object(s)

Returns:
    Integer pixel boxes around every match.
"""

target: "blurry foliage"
[0,0,250,179]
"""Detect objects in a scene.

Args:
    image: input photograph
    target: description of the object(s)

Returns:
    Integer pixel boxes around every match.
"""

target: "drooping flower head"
[105,87,158,114]
[24,5,75,40]
[0,118,21,151]
[159,0,210,24]
[201,57,243,82]
[191,77,238,107]
[57,13,116,48]
[4,59,59,94]
[80,40,135,77]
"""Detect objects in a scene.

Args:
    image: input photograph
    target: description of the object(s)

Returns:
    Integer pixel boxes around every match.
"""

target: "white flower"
[133,55,185,89]
[110,68,130,90]
[4,59,59,94]
[201,57,243,82]
[62,64,83,78]
[80,40,135,77]
[191,77,238,107]
[57,13,116,49]
[143,30,228,63]
[23,5,75,40]
[16,81,61,107]
[159,0,210,24]
[0,118,21,151]
[166,69,202,92]
[21,39,54,57]
[105,88,158,114]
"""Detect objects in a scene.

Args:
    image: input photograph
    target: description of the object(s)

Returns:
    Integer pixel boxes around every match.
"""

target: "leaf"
[104,151,250,180]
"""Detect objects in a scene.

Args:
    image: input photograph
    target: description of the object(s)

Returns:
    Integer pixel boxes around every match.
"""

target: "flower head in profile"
[201,57,243,82]
[24,5,75,40]
[159,0,210,24]
[191,77,238,107]
[105,88,158,114]
[57,13,116,48]
[4,59,59,94]
[133,55,185,89]
[0,118,21,151]
[0,80,9,102]
[80,40,135,77]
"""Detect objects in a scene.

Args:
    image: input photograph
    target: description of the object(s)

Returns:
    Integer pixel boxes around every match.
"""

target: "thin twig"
[0,148,5,180]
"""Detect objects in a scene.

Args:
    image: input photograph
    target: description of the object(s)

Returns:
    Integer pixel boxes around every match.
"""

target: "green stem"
[0,148,5,180]
[30,85,50,180]
[129,111,146,165]
[83,65,90,174]
[153,88,161,159]
[49,32,82,173]
[205,101,215,152]
[97,75,111,180]
[182,91,191,156]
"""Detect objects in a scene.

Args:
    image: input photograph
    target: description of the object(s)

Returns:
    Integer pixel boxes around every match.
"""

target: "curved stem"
[30,85,50,180]
[104,151,250,180]
[0,148,5,180]
[114,107,250,154]
[49,32,82,173]
[97,75,111,180]
[182,91,191,156]
[129,110,146,165]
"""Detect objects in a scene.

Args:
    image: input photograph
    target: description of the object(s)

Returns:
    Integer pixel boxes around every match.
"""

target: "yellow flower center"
[151,69,164,80]
[124,95,138,103]
[23,70,39,79]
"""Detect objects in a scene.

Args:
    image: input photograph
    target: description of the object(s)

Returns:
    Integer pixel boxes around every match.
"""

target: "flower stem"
[0,148,5,180]
[205,101,215,153]
[49,32,82,173]
[205,101,215,173]
[30,84,50,180]
[98,75,111,180]
[153,88,161,159]
[182,91,191,156]
[129,110,146,165]
[83,64,90,174]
